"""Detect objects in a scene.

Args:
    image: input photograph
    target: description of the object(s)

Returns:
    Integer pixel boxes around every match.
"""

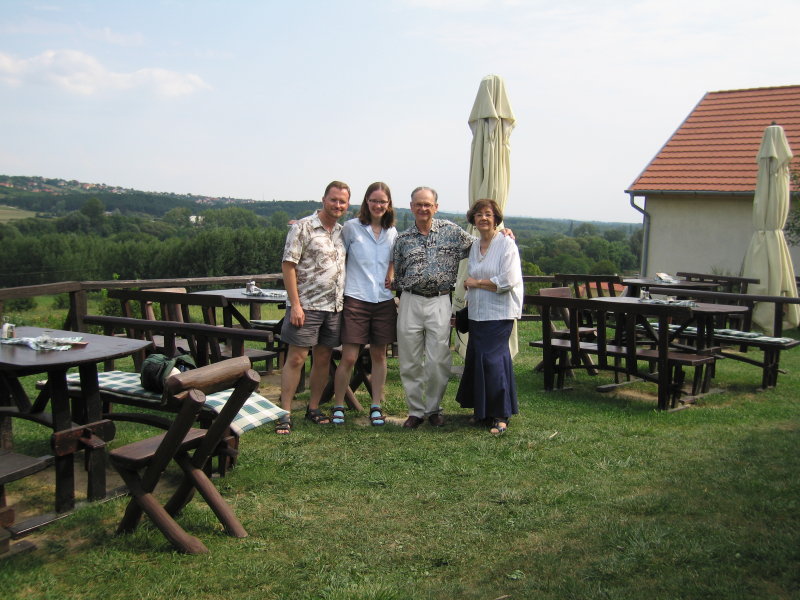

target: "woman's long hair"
[358,181,395,229]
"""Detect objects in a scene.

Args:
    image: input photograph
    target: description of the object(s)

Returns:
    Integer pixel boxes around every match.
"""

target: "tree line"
[0,193,642,288]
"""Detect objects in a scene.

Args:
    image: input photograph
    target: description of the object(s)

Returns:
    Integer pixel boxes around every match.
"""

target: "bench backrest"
[82,314,274,369]
[108,289,246,328]
[675,272,759,295]
[553,273,625,299]
[142,287,188,322]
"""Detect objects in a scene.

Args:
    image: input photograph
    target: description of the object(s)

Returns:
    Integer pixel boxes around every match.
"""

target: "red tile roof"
[627,85,800,194]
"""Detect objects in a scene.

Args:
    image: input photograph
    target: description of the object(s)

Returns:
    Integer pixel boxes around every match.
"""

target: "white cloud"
[0,49,210,96]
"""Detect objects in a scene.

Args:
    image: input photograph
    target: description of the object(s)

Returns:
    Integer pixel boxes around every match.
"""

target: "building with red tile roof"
[626,85,800,276]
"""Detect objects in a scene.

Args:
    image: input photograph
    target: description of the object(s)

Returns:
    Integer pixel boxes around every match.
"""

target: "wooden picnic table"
[592,296,749,393]
[0,327,152,515]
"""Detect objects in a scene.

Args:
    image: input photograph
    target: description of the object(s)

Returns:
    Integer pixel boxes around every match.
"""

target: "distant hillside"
[0,174,640,234]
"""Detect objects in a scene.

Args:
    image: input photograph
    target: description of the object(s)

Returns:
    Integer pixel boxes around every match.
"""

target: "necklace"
[479,232,497,256]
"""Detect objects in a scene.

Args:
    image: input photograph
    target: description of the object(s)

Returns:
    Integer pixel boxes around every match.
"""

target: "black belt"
[408,288,450,298]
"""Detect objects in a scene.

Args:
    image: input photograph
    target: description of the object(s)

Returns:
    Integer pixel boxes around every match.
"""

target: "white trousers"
[396,293,452,418]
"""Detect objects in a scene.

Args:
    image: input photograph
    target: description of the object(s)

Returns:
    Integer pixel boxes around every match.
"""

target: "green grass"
[1,307,798,599]
[0,204,37,222]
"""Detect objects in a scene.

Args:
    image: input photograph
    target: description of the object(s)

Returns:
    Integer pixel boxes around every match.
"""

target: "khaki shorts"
[340,296,397,345]
[280,309,342,348]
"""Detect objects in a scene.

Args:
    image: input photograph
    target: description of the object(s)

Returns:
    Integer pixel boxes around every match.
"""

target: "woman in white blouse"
[332,182,398,426]
[455,199,523,435]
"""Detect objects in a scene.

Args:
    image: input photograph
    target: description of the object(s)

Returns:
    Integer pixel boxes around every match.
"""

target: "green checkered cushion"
[66,371,286,436]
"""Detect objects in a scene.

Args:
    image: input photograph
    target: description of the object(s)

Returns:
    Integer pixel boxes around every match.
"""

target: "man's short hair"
[325,180,351,199]
[410,186,438,204]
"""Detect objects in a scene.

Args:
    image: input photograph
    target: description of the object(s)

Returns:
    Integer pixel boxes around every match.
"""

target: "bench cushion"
[66,371,287,436]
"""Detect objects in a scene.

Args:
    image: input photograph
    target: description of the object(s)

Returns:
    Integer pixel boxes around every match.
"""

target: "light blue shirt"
[342,218,397,304]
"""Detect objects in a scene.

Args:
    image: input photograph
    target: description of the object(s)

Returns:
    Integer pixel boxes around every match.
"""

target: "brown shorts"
[340,296,397,345]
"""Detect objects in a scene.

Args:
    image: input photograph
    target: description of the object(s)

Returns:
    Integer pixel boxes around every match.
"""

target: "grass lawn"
[0,204,37,222]
[1,306,798,599]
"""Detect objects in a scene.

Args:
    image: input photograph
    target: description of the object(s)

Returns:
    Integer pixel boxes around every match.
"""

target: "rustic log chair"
[109,356,259,554]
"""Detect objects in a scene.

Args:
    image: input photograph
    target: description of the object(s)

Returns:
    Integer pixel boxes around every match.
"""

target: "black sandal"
[305,407,331,425]
[490,419,508,436]
[275,414,292,435]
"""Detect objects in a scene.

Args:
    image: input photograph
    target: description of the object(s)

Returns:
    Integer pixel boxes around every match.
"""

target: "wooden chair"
[109,356,259,554]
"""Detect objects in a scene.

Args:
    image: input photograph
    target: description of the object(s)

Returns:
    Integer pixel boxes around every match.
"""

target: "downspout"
[628,192,650,276]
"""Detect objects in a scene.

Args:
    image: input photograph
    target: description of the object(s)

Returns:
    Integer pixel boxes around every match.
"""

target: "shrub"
[6,297,35,311]
[52,294,70,310]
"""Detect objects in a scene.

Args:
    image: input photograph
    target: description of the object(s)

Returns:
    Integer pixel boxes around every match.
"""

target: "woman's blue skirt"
[455,319,518,420]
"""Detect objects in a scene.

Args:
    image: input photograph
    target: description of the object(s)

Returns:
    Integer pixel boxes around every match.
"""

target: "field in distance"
[0,204,37,222]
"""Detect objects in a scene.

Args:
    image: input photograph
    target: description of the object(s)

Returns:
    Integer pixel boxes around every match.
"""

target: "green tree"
[80,197,105,224]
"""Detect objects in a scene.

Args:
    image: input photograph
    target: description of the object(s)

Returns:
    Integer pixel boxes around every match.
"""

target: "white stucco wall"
[643,195,800,277]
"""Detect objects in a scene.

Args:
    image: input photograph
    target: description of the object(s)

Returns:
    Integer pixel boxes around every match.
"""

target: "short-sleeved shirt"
[282,211,346,312]
[393,219,474,294]
[342,218,397,304]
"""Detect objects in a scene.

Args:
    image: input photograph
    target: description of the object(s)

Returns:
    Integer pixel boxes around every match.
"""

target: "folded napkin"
[639,298,697,307]
[243,288,288,299]
[0,335,84,351]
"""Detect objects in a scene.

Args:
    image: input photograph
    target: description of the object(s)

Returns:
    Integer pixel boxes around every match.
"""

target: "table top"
[591,295,748,315]
[192,288,288,303]
[0,326,152,374]
[622,278,720,290]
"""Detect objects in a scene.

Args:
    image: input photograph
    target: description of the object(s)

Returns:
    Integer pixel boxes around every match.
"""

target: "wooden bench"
[83,314,277,367]
[75,315,285,464]
[649,287,800,388]
[108,289,276,371]
[526,294,715,410]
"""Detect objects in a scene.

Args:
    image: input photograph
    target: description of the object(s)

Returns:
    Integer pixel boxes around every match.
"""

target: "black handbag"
[455,305,469,334]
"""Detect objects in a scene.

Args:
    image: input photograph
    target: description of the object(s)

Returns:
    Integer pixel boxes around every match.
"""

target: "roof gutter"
[627,192,649,276]
[626,189,755,198]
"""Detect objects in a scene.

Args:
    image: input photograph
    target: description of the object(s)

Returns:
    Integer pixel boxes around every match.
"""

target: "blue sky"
[1,0,797,222]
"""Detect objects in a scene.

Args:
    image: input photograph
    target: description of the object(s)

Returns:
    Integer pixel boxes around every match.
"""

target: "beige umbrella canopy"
[453,74,517,355]
[741,123,799,334]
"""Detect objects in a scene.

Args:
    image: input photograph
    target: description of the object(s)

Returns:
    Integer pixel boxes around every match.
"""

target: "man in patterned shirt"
[392,186,476,429]
[276,181,349,434]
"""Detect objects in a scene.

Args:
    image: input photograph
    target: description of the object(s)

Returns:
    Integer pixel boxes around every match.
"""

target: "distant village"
[0,175,236,205]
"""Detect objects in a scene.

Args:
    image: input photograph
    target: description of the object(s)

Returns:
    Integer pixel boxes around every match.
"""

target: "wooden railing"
[0,274,556,332]
[0,274,284,332]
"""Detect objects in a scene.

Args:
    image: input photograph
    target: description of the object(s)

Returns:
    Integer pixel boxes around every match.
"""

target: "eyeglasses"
[368,200,389,206]
[412,203,435,210]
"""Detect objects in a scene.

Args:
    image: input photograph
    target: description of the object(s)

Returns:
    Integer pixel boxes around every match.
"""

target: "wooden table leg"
[48,368,75,513]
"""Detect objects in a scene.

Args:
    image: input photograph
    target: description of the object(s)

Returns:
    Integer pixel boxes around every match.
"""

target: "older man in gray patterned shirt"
[276,181,349,434]
[392,186,475,429]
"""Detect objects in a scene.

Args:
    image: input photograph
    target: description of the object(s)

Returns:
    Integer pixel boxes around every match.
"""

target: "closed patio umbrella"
[741,123,799,334]
[453,74,516,355]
